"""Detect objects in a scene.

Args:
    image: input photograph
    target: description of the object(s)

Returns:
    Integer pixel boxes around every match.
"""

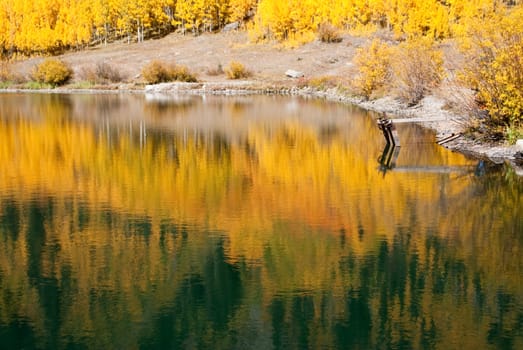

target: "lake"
[0,93,522,349]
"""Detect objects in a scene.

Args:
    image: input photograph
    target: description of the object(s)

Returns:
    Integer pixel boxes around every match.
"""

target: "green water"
[0,93,522,349]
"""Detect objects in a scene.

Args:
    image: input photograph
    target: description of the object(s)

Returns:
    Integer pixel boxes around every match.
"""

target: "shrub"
[79,63,124,85]
[353,39,392,99]
[460,9,523,136]
[142,60,171,84]
[308,76,340,90]
[317,22,342,43]
[31,58,72,86]
[78,66,97,83]
[169,64,198,83]
[142,60,197,84]
[390,38,445,105]
[206,64,224,76]
[225,61,252,79]
[0,62,24,85]
[95,62,123,83]
[0,61,12,82]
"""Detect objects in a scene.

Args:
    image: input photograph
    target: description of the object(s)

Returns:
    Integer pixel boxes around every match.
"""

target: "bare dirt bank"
[5,30,523,172]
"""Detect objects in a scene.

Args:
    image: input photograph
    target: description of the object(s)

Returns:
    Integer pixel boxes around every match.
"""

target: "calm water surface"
[0,93,522,349]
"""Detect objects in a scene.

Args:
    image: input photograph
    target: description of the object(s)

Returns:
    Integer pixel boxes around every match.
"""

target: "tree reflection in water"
[0,93,521,349]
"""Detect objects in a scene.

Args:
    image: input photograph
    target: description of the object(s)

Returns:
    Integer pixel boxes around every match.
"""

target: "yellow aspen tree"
[201,0,224,31]
[15,0,43,52]
[315,0,333,25]
[431,2,451,39]
[255,0,293,40]
[55,0,94,48]
[386,0,416,38]
[0,1,12,54]
[333,0,357,29]
[328,0,353,29]
[449,0,504,37]
[352,0,373,26]
[91,0,113,44]
[213,0,232,30]
[144,0,171,35]
[164,0,177,24]
[8,0,22,52]
[176,0,207,34]
[287,0,318,38]
[105,0,127,39]
[128,0,152,42]
[37,0,61,50]
[173,0,189,28]
[150,0,173,28]
[402,0,449,39]
[369,0,387,27]
[112,0,137,42]
[228,0,256,23]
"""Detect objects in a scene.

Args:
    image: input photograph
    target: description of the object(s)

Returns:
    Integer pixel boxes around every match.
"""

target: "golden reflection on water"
[0,93,521,349]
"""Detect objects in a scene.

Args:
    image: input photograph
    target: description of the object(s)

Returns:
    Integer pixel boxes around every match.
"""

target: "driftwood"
[436,133,462,145]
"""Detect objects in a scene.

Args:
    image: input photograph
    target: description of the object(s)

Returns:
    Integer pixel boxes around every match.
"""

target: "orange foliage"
[0,94,521,348]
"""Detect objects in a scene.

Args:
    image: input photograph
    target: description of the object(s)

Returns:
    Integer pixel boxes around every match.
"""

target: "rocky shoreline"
[3,81,522,174]
[142,81,523,174]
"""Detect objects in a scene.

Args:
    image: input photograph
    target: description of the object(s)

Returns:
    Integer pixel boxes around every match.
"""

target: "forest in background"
[0,0,521,55]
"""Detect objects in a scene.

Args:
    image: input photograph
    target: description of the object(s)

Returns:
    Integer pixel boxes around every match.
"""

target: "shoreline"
[142,81,523,171]
[2,81,522,174]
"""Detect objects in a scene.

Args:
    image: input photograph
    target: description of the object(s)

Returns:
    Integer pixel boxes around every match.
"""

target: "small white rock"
[285,69,304,78]
[516,139,523,150]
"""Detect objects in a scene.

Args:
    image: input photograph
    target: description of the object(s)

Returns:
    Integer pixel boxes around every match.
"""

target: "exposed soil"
[6,30,523,172]
[12,31,364,85]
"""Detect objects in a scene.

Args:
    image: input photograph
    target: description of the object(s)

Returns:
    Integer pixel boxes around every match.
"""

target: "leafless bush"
[79,62,124,84]
[317,22,342,43]
[206,64,224,76]
[96,62,124,83]
[390,39,445,106]
[0,62,25,83]
[0,61,12,82]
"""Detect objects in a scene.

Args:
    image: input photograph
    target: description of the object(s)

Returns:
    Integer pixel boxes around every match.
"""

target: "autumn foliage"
[0,0,520,56]
[353,38,444,104]
[31,58,72,86]
[225,61,251,79]
[141,60,198,84]
[460,7,523,136]
[0,0,258,55]
[353,39,391,99]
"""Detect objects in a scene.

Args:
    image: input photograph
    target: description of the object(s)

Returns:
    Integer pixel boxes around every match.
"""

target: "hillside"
[10,30,363,86]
